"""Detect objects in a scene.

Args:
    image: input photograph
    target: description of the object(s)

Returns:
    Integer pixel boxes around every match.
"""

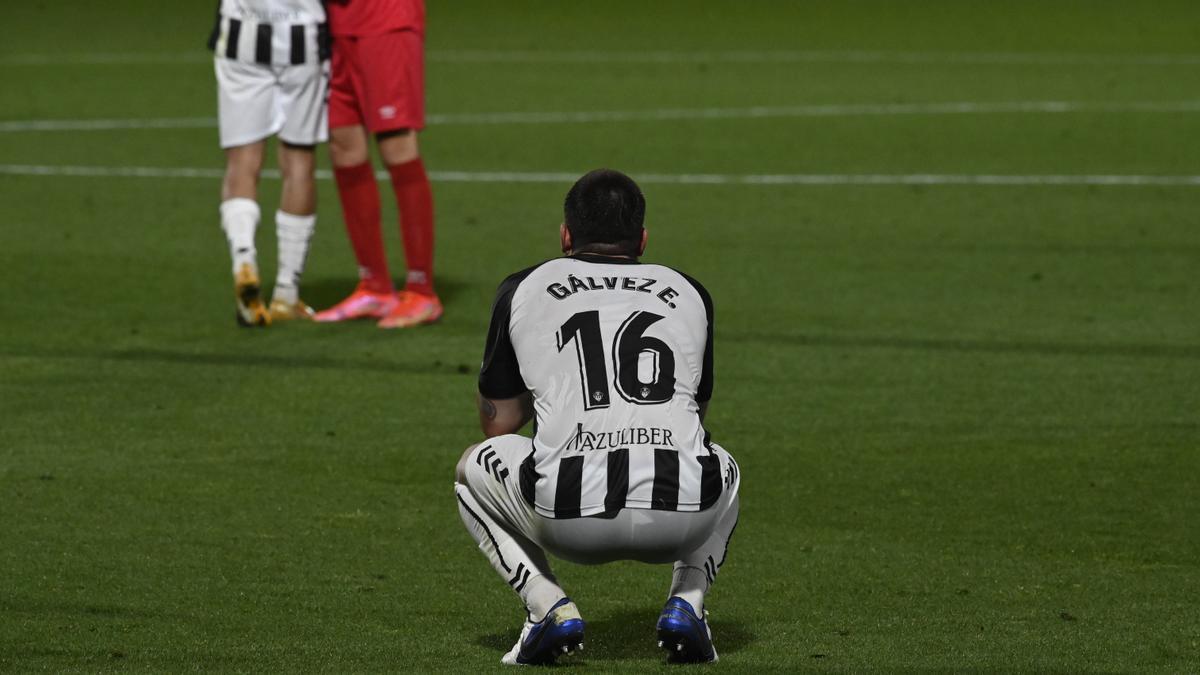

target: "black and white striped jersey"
[209,0,328,66]
[479,253,720,519]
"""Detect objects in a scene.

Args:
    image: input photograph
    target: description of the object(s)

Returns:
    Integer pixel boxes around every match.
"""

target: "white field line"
[433,100,1200,124]
[0,52,211,65]
[2,164,1199,187]
[4,49,1200,66]
[0,117,216,132]
[3,100,1199,133]
[428,49,1200,67]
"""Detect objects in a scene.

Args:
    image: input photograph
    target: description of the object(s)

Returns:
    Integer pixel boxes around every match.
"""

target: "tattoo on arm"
[481,399,497,420]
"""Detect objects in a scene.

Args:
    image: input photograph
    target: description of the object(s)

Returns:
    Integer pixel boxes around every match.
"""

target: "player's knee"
[329,126,370,166]
[278,143,315,177]
[225,142,264,172]
[455,443,480,483]
[377,129,419,165]
[223,163,259,189]
[221,157,261,200]
[329,142,367,167]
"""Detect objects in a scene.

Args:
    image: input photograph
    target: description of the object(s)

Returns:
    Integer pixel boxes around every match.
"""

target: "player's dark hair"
[563,169,645,257]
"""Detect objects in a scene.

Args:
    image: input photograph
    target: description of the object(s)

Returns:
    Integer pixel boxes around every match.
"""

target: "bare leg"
[222,141,265,201]
[329,124,371,167]
[219,140,266,268]
[277,141,316,215]
[376,128,419,165]
[271,142,318,307]
[219,140,268,324]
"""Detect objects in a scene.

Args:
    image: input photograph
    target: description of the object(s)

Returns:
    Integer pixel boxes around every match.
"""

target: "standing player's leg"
[269,141,318,320]
[339,28,438,329]
[268,58,328,321]
[314,123,398,321]
[220,141,270,327]
[454,440,584,665]
[376,128,440,328]
[215,56,279,327]
[314,36,399,323]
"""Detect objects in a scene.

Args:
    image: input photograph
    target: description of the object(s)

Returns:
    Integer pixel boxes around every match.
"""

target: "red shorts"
[329,30,425,133]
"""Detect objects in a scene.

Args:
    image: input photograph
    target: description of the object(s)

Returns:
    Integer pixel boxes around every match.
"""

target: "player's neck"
[568,249,639,262]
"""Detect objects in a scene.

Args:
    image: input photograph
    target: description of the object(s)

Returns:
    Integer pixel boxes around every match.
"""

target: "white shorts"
[215,57,329,149]
[460,434,740,565]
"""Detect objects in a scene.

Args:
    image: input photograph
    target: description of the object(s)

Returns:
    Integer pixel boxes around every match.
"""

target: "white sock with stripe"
[672,494,740,616]
[668,565,709,615]
[219,198,260,275]
[454,483,566,620]
[274,210,315,304]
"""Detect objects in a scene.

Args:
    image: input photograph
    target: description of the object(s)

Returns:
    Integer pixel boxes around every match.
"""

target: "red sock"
[387,158,435,296]
[333,162,392,294]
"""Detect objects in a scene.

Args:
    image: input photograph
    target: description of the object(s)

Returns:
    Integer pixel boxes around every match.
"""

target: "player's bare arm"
[455,391,532,483]
[477,391,533,437]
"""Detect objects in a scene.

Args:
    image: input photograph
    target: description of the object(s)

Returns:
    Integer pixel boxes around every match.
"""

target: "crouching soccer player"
[209,0,328,326]
[454,170,740,665]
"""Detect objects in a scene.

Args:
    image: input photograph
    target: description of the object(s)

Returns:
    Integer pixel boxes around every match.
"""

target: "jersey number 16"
[557,310,676,410]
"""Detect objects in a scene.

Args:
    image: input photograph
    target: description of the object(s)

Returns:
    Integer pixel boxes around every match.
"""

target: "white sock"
[669,565,709,615]
[274,210,316,304]
[220,198,260,275]
[523,574,567,622]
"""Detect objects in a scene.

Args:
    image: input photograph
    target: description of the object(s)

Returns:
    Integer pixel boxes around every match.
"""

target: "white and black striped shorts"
[461,434,740,565]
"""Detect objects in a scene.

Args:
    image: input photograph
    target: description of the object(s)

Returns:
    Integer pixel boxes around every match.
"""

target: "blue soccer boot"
[656,597,718,664]
[501,598,585,665]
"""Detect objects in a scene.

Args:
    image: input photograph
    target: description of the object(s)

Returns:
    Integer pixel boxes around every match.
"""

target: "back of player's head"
[564,169,645,256]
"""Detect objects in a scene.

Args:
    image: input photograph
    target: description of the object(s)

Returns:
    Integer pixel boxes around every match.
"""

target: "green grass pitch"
[2,1,1199,671]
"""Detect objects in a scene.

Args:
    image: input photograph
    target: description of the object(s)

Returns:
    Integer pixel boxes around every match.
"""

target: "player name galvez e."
[546,274,682,309]
[570,423,676,452]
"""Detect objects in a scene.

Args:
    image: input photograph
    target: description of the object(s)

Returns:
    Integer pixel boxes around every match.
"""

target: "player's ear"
[560,223,572,253]
[638,228,648,255]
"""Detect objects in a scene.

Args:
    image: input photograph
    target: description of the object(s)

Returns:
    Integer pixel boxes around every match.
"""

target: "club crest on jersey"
[640,386,651,398]
[592,391,604,402]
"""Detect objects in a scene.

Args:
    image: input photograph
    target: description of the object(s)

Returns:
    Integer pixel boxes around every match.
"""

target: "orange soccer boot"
[377,290,443,329]
[313,284,400,323]
[234,263,271,327]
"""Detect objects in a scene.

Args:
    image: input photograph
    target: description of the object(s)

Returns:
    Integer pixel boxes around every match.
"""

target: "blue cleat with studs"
[501,598,585,666]
[656,597,718,664]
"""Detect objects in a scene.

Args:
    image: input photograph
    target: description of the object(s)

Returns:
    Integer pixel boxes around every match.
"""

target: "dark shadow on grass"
[300,275,472,310]
[3,345,479,377]
[727,331,1200,360]
[105,347,475,376]
[475,630,514,654]
[475,605,753,664]
[2,647,94,660]
[0,596,160,621]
